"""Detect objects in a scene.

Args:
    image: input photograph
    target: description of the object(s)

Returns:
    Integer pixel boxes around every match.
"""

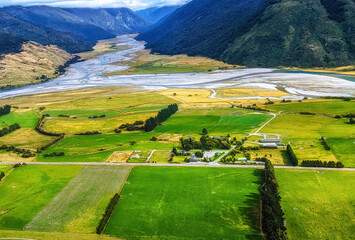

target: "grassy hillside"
[0,41,73,89]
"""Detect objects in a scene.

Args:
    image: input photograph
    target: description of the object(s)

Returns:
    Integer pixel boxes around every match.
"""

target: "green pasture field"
[36,133,177,162]
[326,138,355,167]
[149,151,172,163]
[276,170,355,240]
[105,167,262,239]
[265,100,355,115]
[43,110,119,118]
[0,165,82,230]
[0,111,40,128]
[0,165,12,172]
[26,166,130,233]
[155,108,270,136]
[261,114,334,139]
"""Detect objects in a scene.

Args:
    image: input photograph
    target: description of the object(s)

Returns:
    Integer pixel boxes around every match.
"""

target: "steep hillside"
[137,0,272,59]
[223,0,355,67]
[138,0,355,68]
[0,41,73,89]
[3,6,115,44]
[136,5,181,23]
[64,8,149,34]
[0,8,92,54]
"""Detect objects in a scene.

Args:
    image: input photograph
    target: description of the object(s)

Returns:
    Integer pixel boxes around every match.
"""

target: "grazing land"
[266,100,355,115]
[0,165,82,230]
[277,170,355,240]
[26,166,131,233]
[216,88,289,98]
[155,108,270,136]
[105,167,262,239]
[103,50,237,76]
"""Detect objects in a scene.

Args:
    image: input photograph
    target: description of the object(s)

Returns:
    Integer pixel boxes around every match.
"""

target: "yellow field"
[0,129,53,150]
[106,151,133,163]
[216,88,289,98]
[0,152,36,162]
[284,65,355,75]
[249,149,287,165]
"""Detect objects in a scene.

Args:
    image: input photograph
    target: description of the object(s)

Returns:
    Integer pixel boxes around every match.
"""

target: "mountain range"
[136,5,182,24]
[138,0,355,68]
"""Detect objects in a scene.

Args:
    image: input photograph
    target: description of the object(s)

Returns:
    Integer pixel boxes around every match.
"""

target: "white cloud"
[0,0,190,10]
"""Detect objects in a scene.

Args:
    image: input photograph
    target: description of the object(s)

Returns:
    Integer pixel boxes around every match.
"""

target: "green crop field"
[0,111,40,128]
[266,100,355,115]
[277,170,355,240]
[26,166,130,233]
[105,167,262,239]
[36,132,177,162]
[0,165,82,230]
[155,108,270,136]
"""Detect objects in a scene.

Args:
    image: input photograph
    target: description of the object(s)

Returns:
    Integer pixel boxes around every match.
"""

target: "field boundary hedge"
[35,115,64,137]
[144,104,178,132]
[96,193,120,234]
[286,144,298,166]
[301,160,344,168]
[261,159,288,240]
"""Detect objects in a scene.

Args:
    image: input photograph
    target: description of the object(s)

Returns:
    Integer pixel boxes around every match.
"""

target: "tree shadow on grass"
[238,168,264,240]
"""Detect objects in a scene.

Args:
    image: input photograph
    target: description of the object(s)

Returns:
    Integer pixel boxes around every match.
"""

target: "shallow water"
[1,35,354,99]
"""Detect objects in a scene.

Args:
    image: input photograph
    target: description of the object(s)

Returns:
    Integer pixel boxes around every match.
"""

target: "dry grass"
[216,88,289,98]
[78,38,130,60]
[284,65,355,75]
[0,41,72,88]
[107,151,133,163]
[0,128,53,150]
[0,151,36,162]
[104,50,239,76]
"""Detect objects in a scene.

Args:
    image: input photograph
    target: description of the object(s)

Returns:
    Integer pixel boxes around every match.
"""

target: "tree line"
[180,135,230,151]
[144,104,178,132]
[262,159,288,240]
[301,160,344,168]
[0,171,4,182]
[0,144,35,158]
[96,193,120,234]
[320,137,331,150]
[286,144,298,166]
[0,123,20,137]
[0,105,11,116]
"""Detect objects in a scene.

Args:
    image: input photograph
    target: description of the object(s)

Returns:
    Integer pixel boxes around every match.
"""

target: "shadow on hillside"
[238,169,264,240]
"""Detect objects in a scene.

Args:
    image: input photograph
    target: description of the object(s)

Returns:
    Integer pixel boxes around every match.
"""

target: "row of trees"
[144,104,178,132]
[44,152,65,158]
[262,159,288,240]
[180,136,231,151]
[0,171,4,182]
[320,137,331,150]
[301,160,344,168]
[0,123,20,137]
[0,144,36,158]
[286,144,298,166]
[0,105,11,116]
[96,193,120,234]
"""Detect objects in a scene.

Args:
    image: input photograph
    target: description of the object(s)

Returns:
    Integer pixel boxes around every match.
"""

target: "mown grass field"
[155,108,270,136]
[26,166,130,233]
[0,165,82,230]
[276,170,355,240]
[37,133,177,162]
[105,167,262,240]
[0,111,40,128]
[266,100,355,115]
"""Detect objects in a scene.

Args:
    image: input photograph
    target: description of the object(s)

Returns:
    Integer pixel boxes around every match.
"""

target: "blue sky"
[0,0,190,10]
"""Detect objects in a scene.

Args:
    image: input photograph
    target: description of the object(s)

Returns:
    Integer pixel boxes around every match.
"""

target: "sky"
[0,0,190,10]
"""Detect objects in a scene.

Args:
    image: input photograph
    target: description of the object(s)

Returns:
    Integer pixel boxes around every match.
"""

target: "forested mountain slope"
[136,5,181,24]
[138,0,355,68]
